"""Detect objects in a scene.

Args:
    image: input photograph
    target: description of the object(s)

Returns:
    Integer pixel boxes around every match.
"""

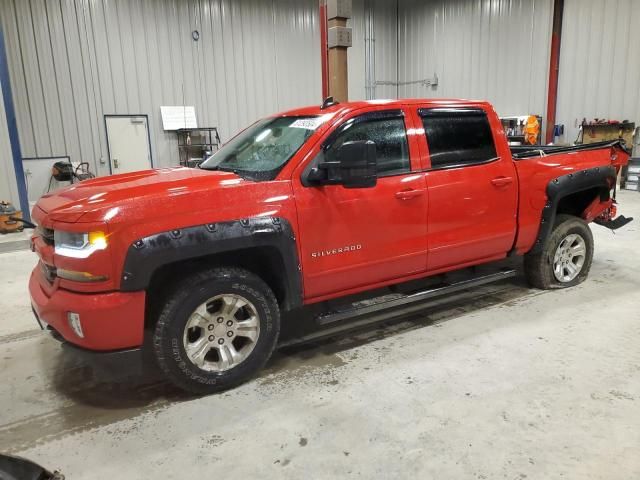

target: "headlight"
[54,230,108,258]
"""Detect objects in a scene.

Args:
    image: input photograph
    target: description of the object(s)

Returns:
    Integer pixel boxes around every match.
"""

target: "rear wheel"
[524,214,594,289]
[153,267,280,394]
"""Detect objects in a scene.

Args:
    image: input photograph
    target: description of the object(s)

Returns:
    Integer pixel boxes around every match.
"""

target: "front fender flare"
[120,216,302,310]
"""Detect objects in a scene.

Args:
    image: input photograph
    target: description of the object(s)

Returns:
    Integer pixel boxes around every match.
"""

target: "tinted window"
[327,113,410,176]
[420,109,497,169]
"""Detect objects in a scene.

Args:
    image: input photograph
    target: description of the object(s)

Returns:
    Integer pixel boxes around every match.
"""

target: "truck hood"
[36,167,243,223]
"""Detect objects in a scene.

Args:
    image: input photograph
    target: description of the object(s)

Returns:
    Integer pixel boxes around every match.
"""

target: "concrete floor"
[0,229,31,254]
[1,191,639,479]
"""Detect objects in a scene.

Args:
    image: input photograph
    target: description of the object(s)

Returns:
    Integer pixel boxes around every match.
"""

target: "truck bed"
[510,140,628,159]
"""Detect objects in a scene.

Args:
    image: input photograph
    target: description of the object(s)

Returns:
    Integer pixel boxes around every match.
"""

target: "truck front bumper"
[29,269,146,351]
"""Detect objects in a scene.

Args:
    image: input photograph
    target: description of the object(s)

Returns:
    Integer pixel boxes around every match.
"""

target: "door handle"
[113,158,119,169]
[395,189,423,200]
[491,176,513,187]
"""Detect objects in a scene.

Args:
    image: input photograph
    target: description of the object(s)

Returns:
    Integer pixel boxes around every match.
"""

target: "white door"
[105,116,152,174]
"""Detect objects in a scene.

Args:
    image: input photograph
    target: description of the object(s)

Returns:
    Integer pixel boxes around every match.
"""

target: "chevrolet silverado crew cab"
[29,98,632,393]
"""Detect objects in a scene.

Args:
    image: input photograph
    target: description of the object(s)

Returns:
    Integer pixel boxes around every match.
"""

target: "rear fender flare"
[530,166,616,254]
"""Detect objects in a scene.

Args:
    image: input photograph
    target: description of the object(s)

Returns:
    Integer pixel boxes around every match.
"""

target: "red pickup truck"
[29,98,631,393]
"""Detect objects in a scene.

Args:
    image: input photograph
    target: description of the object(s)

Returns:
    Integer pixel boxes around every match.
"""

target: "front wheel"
[524,214,594,289]
[153,267,280,394]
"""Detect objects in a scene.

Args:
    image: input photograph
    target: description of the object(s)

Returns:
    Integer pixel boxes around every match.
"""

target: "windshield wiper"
[201,164,260,181]
[201,164,234,173]
[216,166,253,180]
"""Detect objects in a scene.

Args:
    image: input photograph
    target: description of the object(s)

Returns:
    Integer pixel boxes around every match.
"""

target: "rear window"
[419,108,497,169]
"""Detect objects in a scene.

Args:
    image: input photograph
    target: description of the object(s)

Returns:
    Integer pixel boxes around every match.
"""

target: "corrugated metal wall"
[2,0,638,202]
[372,0,400,99]
[0,0,322,177]
[349,0,554,119]
[556,0,640,143]
[348,0,399,101]
[348,0,366,100]
[0,81,19,205]
[397,0,553,118]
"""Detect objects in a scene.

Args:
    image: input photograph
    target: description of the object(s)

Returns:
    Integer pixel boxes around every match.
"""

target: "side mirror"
[308,140,377,188]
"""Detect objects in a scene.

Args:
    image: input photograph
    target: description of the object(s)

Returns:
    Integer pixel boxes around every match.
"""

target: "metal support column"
[319,0,329,99]
[545,0,564,144]
[0,25,29,220]
[326,0,352,102]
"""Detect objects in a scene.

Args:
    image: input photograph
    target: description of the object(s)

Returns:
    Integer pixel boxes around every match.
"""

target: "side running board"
[317,269,517,325]
[279,269,516,348]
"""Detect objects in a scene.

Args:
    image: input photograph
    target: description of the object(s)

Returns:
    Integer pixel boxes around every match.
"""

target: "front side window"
[325,112,410,177]
[420,109,497,169]
[200,116,319,180]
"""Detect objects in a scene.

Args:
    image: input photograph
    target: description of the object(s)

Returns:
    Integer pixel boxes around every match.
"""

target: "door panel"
[292,107,428,300]
[412,106,518,271]
[295,174,427,299]
[425,162,517,270]
[106,116,152,174]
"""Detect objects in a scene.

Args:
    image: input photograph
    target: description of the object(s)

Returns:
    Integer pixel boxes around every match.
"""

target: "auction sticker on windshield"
[290,118,324,130]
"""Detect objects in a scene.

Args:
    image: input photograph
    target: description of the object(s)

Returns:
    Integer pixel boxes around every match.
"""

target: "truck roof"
[277,98,492,117]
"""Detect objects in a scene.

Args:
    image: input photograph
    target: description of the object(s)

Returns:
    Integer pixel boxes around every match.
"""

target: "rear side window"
[419,109,497,169]
[327,111,410,177]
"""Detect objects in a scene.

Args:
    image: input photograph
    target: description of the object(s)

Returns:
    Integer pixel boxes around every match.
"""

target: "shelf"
[176,127,221,167]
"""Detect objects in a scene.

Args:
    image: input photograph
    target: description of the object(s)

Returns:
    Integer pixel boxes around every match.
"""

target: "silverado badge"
[311,244,362,258]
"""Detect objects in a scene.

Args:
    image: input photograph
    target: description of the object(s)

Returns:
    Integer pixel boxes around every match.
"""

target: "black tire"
[524,214,594,289]
[153,267,280,394]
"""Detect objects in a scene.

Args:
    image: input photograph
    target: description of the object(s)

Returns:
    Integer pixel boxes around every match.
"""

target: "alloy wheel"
[552,233,587,283]
[182,294,260,372]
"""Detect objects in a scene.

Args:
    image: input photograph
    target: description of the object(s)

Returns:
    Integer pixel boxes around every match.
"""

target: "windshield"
[200,116,319,180]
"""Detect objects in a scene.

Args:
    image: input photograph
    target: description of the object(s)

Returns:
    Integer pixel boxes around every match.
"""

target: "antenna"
[321,96,338,109]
